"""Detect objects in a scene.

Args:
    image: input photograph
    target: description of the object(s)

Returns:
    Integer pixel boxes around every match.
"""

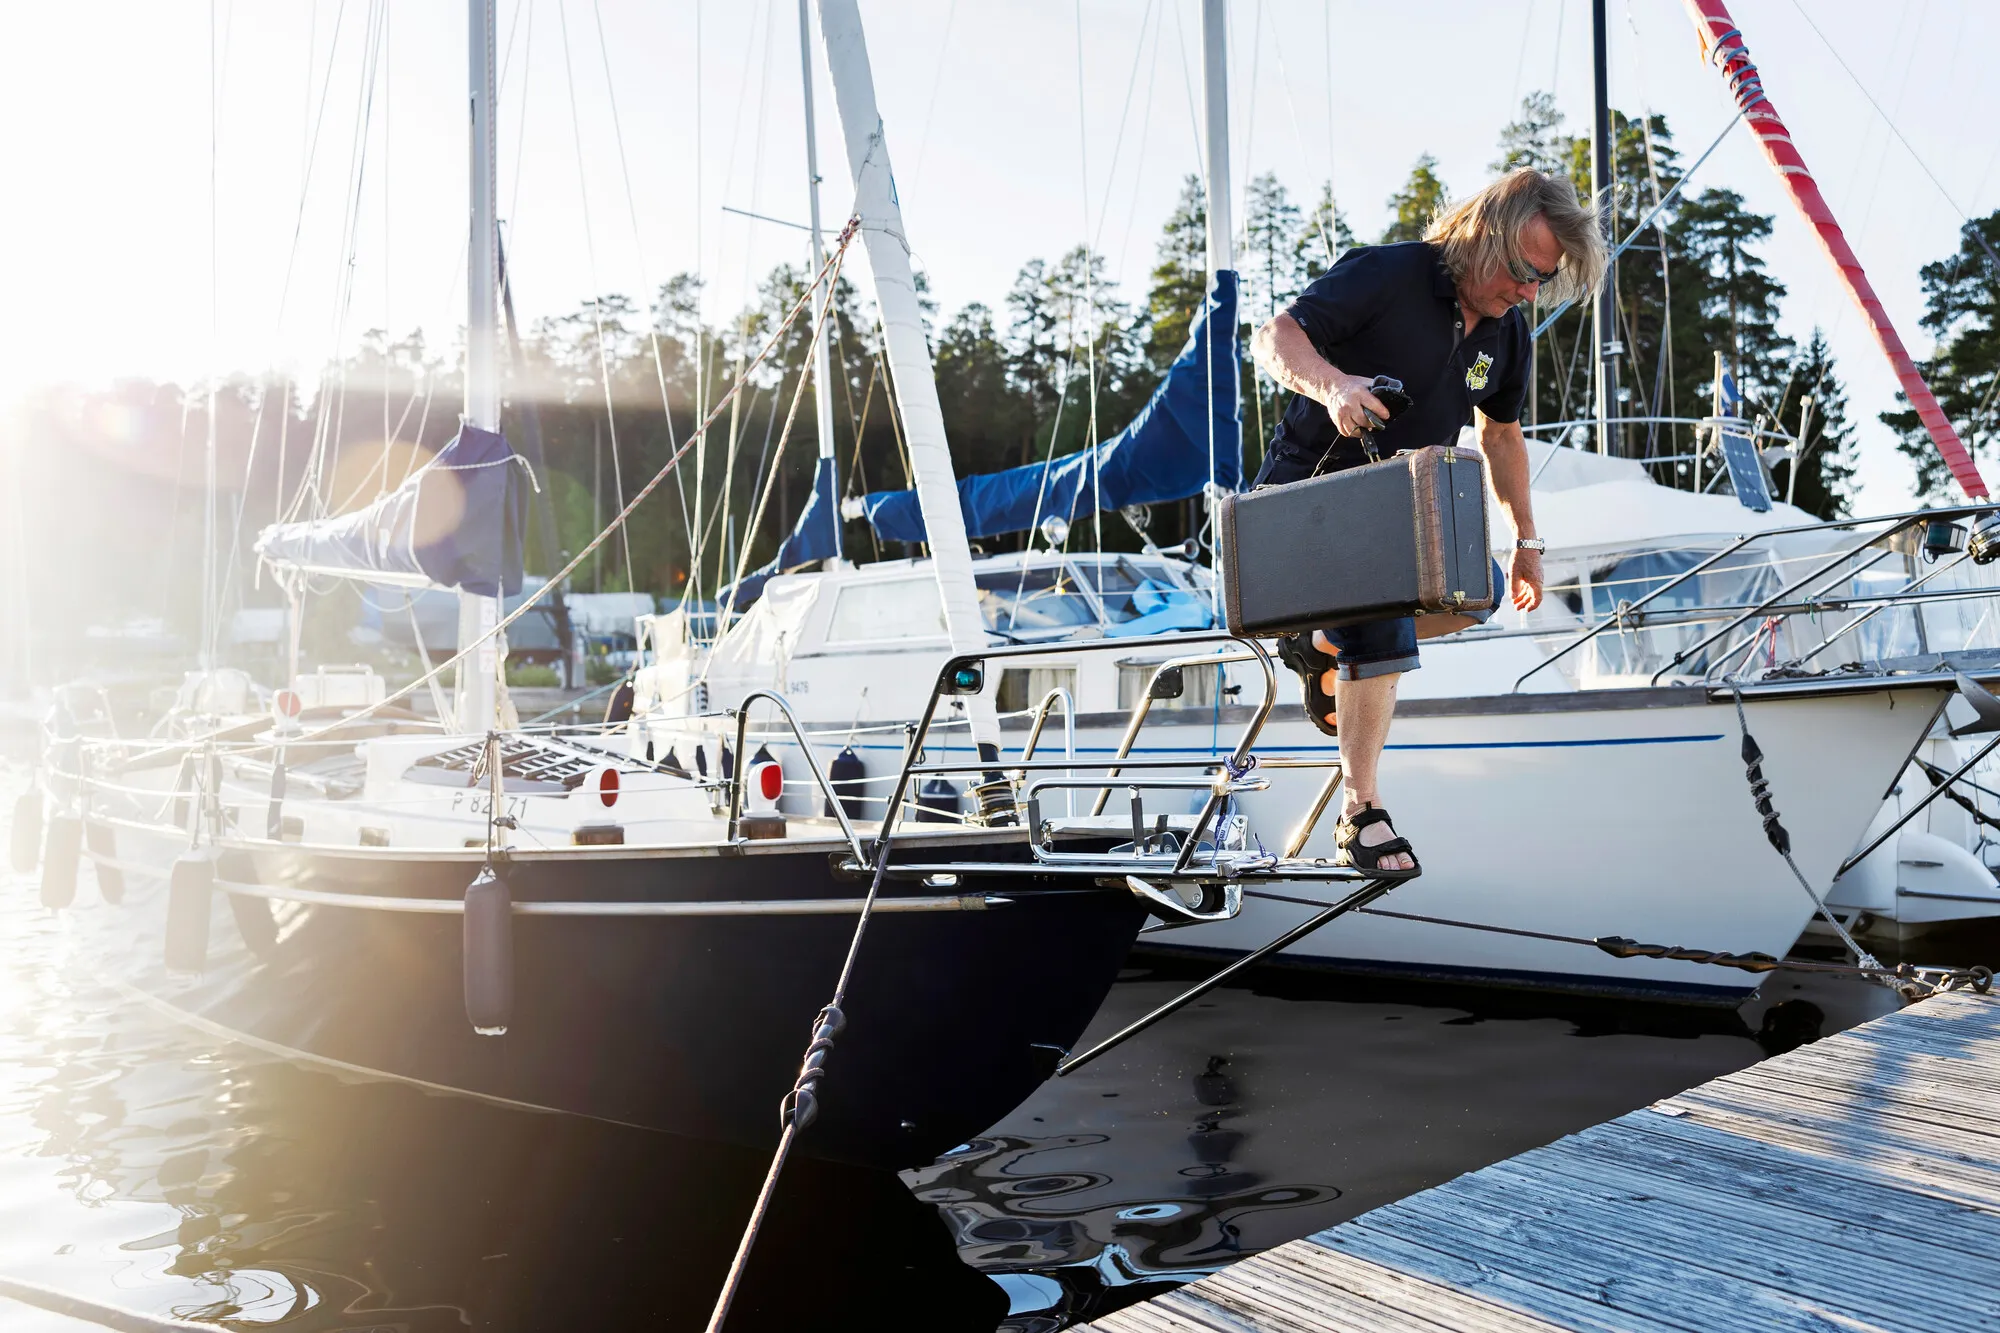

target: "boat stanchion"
[463,865,513,1036]
[10,786,42,873]
[39,815,80,909]
[164,851,216,972]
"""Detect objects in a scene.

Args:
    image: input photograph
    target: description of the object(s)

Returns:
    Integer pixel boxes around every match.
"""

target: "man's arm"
[1477,412,1543,612]
[1251,313,1388,438]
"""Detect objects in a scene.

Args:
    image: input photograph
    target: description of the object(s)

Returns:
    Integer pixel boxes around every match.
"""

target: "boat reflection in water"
[0,869,1008,1330]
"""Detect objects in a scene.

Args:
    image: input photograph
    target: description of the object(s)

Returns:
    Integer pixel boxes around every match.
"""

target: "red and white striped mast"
[1679,0,1987,498]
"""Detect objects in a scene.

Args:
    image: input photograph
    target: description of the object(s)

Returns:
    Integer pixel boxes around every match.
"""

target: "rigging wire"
[905,0,959,197]
[1086,0,1159,263]
[226,0,351,563]
[272,221,858,750]
[712,0,781,606]
[556,0,636,588]
[1112,2,1166,289]
[1074,0,1104,619]
[287,0,389,526]
[590,0,700,566]
[1785,0,1990,241]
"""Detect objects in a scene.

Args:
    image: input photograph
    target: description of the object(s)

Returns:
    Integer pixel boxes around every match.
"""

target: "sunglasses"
[1508,257,1562,285]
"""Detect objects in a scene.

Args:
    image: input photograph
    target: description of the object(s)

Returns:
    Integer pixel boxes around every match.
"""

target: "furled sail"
[1680,0,1988,498]
[718,455,840,609]
[852,269,1243,545]
[255,424,528,597]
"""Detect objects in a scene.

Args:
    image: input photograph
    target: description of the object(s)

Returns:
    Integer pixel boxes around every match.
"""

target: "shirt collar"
[1427,245,1458,303]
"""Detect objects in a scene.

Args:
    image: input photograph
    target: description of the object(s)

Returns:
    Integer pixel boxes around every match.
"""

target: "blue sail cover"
[858,269,1242,545]
[255,424,527,597]
[720,455,840,608]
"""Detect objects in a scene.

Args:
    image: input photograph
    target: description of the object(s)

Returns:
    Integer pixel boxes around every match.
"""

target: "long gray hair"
[1424,168,1605,308]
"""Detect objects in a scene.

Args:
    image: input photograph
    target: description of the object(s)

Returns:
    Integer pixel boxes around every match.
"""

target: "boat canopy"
[255,424,528,598]
[852,269,1242,546]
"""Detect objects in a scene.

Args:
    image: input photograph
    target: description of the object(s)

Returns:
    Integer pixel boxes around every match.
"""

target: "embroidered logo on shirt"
[1466,352,1494,392]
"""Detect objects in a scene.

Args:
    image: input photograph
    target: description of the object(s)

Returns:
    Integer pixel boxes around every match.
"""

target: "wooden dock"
[1088,988,2000,1332]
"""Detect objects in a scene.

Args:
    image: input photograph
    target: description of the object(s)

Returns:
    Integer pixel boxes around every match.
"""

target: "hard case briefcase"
[1216,444,1494,635]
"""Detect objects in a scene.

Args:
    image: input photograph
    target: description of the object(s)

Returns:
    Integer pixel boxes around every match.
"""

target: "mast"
[1679,0,1988,498]
[815,0,998,754]
[456,0,506,731]
[1589,0,1617,457]
[799,0,841,563]
[1200,0,1236,613]
[1201,0,1233,276]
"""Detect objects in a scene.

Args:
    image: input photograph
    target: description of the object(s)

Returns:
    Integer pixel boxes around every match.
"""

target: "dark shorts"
[1252,447,1504,681]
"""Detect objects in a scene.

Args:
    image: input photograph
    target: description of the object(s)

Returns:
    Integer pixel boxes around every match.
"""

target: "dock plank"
[1083,992,2000,1331]
[1537,1126,2000,1269]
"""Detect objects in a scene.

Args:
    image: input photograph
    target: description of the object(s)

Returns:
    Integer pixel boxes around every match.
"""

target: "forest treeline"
[22,92,2000,643]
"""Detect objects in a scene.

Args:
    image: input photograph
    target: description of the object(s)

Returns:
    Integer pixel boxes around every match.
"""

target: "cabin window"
[977,567,1097,633]
[1087,558,1199,624]
[995,666,1078,715]
[1116,661,1222,711]
[825,578,947,643]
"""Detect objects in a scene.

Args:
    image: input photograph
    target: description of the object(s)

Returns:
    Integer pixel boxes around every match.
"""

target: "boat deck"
[1086,987,2000,1332]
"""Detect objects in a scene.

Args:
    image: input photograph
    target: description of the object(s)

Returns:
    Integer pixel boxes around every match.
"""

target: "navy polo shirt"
[1262,241,1529,478]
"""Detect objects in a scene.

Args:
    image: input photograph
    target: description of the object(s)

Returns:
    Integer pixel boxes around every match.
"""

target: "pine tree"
[1773,330,1856,518]
[936,302,1028,477]
[1382,155,1448,244]
[1241,172,1306,322]
[1143,174,1209,374]
[1881,210,2000,498]
[1492,92,1568,175]
[1297,181,1357,283]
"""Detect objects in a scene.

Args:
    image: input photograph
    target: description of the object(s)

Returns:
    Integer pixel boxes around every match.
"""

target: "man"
[1249,168,1605,876]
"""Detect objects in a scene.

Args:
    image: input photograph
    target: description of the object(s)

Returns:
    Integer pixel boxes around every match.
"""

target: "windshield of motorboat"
[1081,557,1200,623]
[1579,545,1782,622]
[976,566,1097,634]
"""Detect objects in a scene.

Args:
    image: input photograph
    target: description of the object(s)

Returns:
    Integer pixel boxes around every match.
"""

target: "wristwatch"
[1515,538,1548,553]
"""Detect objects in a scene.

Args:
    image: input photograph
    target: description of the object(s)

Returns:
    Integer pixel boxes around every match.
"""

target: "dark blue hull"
[72,821,1145,1169]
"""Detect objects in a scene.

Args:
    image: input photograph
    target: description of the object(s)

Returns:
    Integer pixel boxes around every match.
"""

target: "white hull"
[637,665,1946,1000]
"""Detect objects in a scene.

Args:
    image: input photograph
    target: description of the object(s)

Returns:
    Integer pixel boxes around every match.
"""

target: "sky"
[3,0,1998,517]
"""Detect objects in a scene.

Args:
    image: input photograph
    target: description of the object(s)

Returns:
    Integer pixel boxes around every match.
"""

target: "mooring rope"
[1239,890,1993,997]
[704,829,897,1333]
[1727,684,1879,968]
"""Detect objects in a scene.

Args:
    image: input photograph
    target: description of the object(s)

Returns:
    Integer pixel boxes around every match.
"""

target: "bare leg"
[1414,613,1479,640]
[1327,669,1412,872]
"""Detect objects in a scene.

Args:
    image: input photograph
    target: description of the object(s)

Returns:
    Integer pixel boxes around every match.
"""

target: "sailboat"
[618,0,2000,1001]
[24,0,1176,1171]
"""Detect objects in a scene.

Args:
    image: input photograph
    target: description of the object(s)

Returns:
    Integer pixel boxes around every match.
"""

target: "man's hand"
[1508,547,1544,612]
[1323,372,1390,438]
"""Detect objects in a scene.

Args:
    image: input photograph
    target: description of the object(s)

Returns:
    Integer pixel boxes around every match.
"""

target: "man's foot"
[1337,799,1416,875]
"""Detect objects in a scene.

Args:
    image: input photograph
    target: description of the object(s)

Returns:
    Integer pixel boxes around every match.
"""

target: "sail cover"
[855,269,1242,545]
[255,424,528,597]
[1681,0,1988,499]
[718,455,840,609]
